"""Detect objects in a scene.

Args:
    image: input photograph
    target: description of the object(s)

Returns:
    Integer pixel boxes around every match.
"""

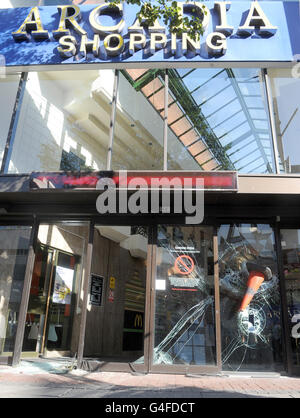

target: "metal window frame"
[106,70,119,171]
[262,69,281,174]
[1,72,28,174]
[77,220,94,367]
[11,216,39,366]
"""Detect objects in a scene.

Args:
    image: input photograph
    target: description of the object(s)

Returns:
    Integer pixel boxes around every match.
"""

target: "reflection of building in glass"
[1,67,277,175]
[125,68,274,173]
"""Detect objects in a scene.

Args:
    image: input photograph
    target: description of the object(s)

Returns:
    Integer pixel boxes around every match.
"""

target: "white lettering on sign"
[11,2,278,59]
[214,2,234,36]
[237,1,277,37]
[89,3,125,35]
[291,314,300,339]
[169,276,201,287]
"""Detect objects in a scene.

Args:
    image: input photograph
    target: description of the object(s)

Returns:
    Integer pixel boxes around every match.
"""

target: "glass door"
[22,245,81,356]
[151,225,219,373]
[22,222,89,358]
[42,250,80,355]
[22,244,53,356]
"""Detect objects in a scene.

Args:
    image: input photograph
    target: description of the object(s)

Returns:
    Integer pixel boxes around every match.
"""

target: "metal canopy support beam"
[106,70,119,171]
[229,138,256,158]
[187,69,226,96]
[218,120,248,140]
[205,97,238,120]
[164,69,169,171]
[220,135,249,157]
[238,156,263,172]
[263,69,281,174]
[211,109,243,130]
[248,163,266,173]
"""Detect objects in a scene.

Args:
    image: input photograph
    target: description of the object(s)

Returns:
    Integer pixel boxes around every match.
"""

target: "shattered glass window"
[218,224,283,372]
[154,226,216,367]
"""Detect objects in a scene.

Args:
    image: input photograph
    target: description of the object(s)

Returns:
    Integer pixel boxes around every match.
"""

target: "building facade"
[0,0,300,376]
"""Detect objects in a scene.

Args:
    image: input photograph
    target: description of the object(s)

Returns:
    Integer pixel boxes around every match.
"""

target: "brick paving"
[1,364,300,398]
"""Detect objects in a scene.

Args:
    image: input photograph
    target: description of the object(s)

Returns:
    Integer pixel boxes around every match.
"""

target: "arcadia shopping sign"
[0,1,299,68]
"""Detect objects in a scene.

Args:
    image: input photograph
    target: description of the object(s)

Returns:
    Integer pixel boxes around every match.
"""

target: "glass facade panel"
[1,67,279,174]
[269,68,300,173]
[0,225,32,355]
[280,229,300,366]
[167,68,275,173]
[0,74,20,170]
[154,226,216,366]
[218,224,283,372]
[8,70,112,174]
[112,70,164,170]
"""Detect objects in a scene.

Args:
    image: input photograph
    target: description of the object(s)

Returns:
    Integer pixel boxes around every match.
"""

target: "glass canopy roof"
[125,67,275,173]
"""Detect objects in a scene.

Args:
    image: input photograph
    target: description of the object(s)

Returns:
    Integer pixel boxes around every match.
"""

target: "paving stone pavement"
[0,363,300,398]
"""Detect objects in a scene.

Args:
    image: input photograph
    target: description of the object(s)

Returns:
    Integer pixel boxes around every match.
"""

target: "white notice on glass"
[53,266,74,304]
[156,280,166,291]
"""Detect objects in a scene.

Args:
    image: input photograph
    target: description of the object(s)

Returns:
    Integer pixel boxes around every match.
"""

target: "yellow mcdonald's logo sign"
[134,313,143,328]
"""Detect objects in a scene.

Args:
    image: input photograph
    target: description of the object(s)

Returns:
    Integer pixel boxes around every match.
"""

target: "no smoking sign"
[174,255,195,275]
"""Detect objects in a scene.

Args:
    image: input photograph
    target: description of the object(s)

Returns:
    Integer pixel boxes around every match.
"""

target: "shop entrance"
[21,222,89,358]
[15,220,289,374]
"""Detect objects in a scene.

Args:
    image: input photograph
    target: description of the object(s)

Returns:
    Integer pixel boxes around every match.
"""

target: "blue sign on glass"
[0,1,298,69]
